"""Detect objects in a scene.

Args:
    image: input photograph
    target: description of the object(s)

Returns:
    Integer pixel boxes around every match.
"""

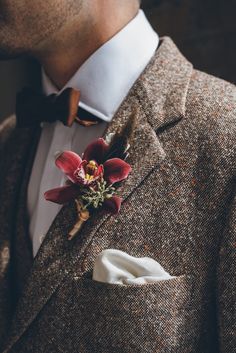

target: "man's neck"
[34,3,139,90]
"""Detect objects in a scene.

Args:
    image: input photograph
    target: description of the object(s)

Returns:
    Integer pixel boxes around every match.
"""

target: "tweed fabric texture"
[0,37,235,352]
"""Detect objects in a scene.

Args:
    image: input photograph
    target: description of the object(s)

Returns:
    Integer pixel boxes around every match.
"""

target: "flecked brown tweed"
[0,37,235,353]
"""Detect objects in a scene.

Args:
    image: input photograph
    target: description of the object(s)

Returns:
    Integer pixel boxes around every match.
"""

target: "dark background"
[144,0,236,83]
[0,0,235,121]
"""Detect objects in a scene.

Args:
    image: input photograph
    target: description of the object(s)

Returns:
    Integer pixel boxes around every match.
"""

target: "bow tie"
[16,87,102,128]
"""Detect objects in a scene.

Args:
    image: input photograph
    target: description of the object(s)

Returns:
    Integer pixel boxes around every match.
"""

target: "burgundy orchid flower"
[44,138,131,215]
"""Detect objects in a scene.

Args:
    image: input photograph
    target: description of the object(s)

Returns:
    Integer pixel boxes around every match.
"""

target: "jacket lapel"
[4,36,193,352]
[0,120,40,344]
[12,127,41,300]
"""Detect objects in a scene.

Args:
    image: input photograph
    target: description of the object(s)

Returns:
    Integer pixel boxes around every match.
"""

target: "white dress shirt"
[27,9,159,257]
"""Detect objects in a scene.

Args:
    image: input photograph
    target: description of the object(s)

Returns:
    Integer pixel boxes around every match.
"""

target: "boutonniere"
[44,136,132,240]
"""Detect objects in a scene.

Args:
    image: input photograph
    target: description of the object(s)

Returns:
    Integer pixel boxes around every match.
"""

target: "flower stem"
[68,200,90,240]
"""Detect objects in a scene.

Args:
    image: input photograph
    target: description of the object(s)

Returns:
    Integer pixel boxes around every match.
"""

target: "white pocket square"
[92,249,175,285]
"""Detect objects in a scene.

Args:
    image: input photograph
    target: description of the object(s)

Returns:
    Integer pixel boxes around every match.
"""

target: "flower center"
[85,160,98,180]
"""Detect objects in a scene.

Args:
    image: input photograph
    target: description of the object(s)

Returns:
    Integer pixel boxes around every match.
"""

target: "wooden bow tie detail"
[16,87,101,128]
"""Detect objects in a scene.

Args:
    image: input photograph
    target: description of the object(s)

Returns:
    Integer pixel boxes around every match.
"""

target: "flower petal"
[103,196,122,214]
[83,138,109,164]
[44,185,79,204]
[55,151,82,182]
[103,158,132,184]
[73,160,87,185]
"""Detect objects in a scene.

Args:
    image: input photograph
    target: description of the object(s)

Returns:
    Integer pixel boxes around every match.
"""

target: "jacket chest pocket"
[50,274,195,353]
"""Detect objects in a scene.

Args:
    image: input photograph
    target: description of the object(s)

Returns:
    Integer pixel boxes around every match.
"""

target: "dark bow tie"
[16,87,102,128]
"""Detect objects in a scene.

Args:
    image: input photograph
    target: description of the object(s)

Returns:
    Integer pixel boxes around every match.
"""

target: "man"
[0,0,235,352]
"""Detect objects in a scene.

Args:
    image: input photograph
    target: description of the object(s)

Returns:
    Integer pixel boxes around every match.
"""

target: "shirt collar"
[42,9,159,122]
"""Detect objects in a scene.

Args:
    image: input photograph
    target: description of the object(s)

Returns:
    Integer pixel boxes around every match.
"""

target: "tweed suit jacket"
[0,37,235,353]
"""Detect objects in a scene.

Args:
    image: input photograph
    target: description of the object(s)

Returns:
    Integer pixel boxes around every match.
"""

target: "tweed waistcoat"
[0,37,235,353]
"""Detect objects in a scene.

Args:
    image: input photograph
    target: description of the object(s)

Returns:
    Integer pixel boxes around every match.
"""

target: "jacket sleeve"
[217,183,236,352]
